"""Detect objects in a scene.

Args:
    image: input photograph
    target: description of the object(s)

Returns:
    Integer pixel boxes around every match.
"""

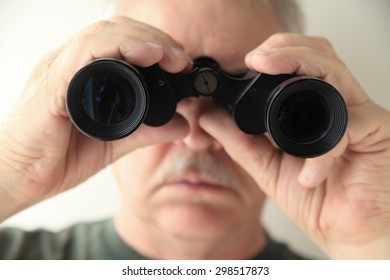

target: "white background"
[1,0,389,259]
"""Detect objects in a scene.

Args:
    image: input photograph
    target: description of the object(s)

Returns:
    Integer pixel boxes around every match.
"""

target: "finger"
[111,15,186,52]
[49,18,193,117]
[111,17,194,72]
[255,33,337,55]
[56,18,191,75]
[199,107,281,190]
[298,101,390,188]
[49,36,168,119]
[92,17,192,73]
[346,102,390,151]
[298,134,348,187]
[245,46,368,106]
[110,113,189,162]
[299,119,349,188]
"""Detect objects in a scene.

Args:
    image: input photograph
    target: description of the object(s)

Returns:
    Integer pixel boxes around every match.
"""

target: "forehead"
[116,0,283,72]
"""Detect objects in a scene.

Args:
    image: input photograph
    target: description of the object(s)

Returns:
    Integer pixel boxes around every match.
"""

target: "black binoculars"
[66,57,347,158]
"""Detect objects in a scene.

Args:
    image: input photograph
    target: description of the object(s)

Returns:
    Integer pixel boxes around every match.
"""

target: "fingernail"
[253,48,276,56]
[187,56,194,65]
[170,46,187,59]
[145,42,163,49]
[298,168,313,187]
[298,172,310,186]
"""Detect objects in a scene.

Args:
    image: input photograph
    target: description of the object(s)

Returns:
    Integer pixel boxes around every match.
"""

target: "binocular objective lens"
[278,90,330,144]
[81,73,136,126]
[266,77,347,157]
[66,59,148,140]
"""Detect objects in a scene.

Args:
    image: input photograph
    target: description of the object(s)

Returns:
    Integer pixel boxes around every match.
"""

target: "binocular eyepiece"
[66,57,347,158]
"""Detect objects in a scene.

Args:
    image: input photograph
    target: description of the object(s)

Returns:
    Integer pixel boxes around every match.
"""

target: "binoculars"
[66,57,347,158]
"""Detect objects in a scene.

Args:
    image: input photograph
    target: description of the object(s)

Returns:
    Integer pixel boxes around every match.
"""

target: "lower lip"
[163,181,231,193]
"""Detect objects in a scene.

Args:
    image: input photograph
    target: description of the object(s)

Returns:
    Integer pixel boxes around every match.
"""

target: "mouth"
[160,171,235,194]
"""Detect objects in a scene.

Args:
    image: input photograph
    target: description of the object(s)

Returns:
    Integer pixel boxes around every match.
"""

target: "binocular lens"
[66,60,148,140]
[278,90,330,144]
[266,77,347,157]
[67,59,347,157]
[81,73,136,125]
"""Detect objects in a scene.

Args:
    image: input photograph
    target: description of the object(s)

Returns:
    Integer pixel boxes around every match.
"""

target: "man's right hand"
[0,17,190,221]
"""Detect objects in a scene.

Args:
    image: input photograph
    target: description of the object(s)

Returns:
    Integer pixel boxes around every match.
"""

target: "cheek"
[112,145,169,197]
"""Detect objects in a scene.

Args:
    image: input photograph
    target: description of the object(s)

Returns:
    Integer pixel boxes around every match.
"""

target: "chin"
[155,203,243,239]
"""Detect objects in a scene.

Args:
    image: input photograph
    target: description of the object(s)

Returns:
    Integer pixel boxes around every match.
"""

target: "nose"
[175,97,222,151]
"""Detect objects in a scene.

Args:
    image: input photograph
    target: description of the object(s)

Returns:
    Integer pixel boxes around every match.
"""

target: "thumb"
[199,108,281,195]
[110,114,189,162]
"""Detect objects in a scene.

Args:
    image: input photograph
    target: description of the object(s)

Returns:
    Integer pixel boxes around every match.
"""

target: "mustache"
[154,150,240,188]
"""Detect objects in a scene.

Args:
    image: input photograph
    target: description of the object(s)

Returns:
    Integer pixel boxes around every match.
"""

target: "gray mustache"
[155,150,239,188]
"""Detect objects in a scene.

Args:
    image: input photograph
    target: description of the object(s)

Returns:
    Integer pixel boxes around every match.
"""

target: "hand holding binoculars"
[66,57,347,157]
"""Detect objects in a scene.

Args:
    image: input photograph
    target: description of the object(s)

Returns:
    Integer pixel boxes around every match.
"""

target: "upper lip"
[162,171,233,190]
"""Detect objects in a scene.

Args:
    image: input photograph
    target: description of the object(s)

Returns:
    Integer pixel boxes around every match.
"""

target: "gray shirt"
[0,219,306,260]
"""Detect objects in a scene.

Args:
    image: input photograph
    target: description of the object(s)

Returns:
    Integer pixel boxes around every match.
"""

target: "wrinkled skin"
[0,0,389,259]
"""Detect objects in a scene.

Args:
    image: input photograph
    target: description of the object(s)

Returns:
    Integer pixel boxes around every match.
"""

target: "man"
[0,0,389,259]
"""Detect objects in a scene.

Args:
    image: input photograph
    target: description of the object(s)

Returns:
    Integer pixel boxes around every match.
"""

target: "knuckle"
[88,19,115,33]
[313,36,335,53]
[266,32,294,46]
[330,55,348,72]
[75,32,95,46]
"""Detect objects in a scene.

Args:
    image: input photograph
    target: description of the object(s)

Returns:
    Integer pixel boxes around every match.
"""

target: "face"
[112,0,284,240]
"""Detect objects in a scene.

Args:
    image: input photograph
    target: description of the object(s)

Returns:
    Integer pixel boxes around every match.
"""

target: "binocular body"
[66,57,347,157]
